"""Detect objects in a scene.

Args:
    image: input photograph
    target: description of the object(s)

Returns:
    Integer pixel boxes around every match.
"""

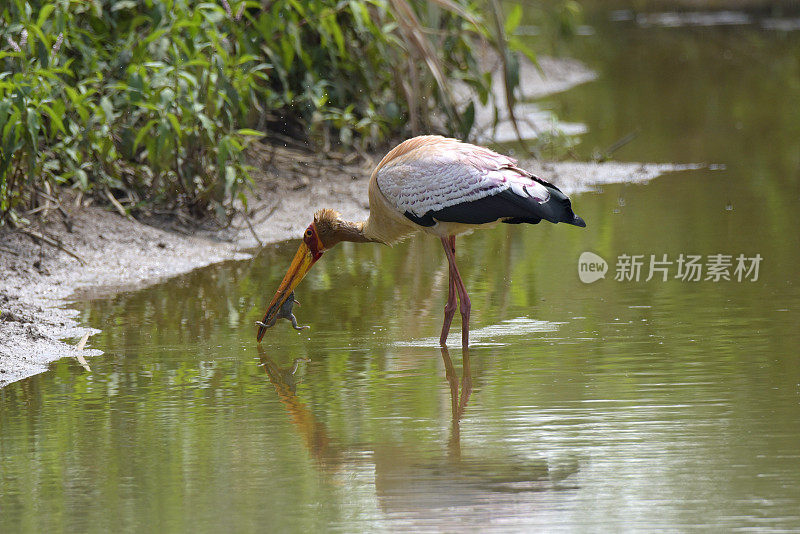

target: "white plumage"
[376,138,551,219]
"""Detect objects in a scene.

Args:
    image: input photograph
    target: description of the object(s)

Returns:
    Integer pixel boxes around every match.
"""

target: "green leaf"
[505,50,520,93]
[327,16,345,55]
[458,101,475,139]
[39,103,66,135]
[141,29,169,48]
[198,114,216,137]
[133,119,159,152]
[286,0,307,17]
[27,23,48,48]
[100,97,114,121]
[508,36,539,69]
[504,4,523,36]
[36,4,56,27]
[167,113,182,137]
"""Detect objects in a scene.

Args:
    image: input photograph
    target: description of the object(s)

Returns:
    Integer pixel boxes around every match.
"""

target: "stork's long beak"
[257,241,319,342]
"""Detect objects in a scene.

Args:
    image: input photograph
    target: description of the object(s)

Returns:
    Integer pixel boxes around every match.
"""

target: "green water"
[3,17,800,532]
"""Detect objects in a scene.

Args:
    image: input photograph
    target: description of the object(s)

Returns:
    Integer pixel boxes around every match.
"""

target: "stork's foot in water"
[440,235,471,348]
[440,236,458,346]
[439,281,458,346]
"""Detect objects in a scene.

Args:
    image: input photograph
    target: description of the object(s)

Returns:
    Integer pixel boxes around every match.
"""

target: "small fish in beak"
[255,291,309,332]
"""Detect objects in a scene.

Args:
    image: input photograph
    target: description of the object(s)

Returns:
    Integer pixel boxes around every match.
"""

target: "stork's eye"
[304,229,313,238]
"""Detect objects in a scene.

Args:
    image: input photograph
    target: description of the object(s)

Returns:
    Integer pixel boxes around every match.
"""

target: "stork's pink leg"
[440,236,457,346]
[441,235,471,347]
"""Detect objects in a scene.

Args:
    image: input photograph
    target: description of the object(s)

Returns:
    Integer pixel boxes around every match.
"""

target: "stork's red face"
[257,223,325,342]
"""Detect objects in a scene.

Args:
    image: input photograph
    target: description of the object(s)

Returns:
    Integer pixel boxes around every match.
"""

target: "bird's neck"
[358,208,419,245]
[336,219,377,244]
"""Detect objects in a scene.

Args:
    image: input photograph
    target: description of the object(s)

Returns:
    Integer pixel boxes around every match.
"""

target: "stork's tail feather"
[499,183,585,227]
[539,184,586,227]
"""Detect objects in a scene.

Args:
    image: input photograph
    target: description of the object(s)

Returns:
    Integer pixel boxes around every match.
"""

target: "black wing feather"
[404,182,586,228]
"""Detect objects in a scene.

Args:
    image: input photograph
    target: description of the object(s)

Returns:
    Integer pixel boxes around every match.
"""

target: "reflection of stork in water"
[371,350,577,516]
[257,135,585,347]
[258,347,472,471]
[258,347,340,470]
[258,347,576,521]
[440,347,472,459]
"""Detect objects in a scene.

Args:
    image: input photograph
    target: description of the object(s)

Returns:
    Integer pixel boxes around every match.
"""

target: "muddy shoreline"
[0,57,700,387]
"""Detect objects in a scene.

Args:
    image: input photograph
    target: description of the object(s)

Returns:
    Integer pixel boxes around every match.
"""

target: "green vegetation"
[0,0,554,225]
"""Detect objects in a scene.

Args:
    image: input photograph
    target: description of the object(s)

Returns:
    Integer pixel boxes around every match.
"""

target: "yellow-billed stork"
[257,135,586,347]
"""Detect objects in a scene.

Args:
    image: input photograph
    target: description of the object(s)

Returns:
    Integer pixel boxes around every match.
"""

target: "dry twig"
[105,189,132,219]
[18,228,86,265]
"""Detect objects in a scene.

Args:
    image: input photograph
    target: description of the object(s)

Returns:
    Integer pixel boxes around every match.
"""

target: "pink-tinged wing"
[376,140,550,219]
